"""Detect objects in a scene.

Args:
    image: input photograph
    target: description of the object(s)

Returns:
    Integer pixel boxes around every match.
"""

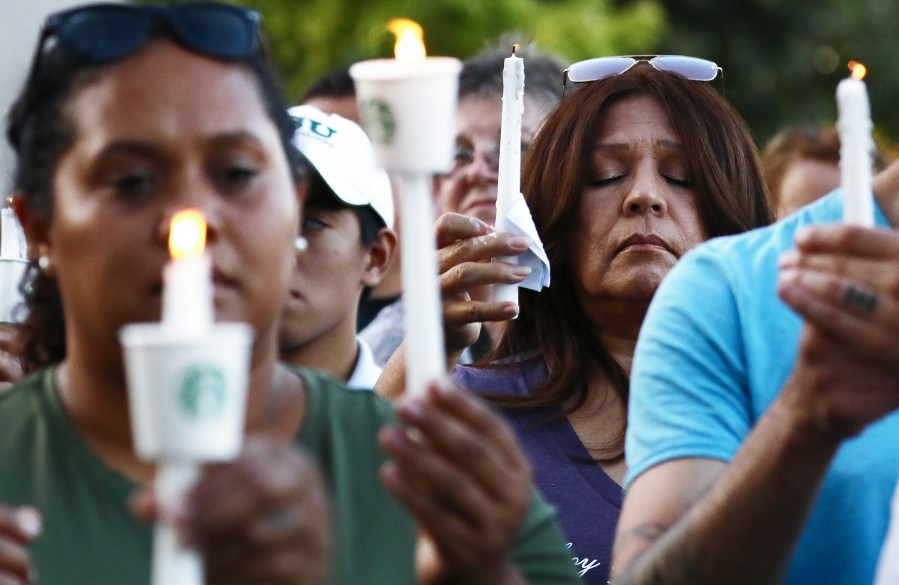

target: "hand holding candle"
[837,60,875,227]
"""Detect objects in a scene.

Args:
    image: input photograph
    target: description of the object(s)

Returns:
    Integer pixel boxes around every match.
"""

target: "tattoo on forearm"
[615,522,668,554]
[614,523,704,585]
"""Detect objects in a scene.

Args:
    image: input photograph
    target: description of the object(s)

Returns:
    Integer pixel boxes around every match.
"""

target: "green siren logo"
[359,98,397,146]
[177,364,227,420]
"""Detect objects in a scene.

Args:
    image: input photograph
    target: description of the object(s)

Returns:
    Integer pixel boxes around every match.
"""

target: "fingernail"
[15,507,42,538]
[778,249,799,267]
[504,303,520,318]
[402,399,426,421]
[778,267,798,285]
[469,217,493,233]
[436,379,457,397]
[382,427,406,449]
[508,236,532,250]
[511,265,532,278]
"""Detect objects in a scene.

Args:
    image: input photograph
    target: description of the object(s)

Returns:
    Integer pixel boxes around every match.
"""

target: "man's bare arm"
[613,373,847,585]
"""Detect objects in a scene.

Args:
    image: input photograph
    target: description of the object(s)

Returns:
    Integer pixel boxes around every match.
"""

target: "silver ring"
[841,283,879,315]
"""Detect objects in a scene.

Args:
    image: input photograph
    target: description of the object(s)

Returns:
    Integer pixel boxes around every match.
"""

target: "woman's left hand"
[133,437,332,585]
[189,437,332,585]
[379,381,531,585]
[435,213,531,361]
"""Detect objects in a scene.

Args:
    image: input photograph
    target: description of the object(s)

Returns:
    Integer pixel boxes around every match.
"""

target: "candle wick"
[512,43,519,55]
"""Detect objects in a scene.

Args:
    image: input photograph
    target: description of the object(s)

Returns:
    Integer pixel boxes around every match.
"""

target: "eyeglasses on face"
[441,142,502,180]
[562,55,722,95]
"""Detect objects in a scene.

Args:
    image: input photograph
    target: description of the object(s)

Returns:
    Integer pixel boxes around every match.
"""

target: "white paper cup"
[0,259,27,323]
[119,322,253,461]
[350,57,461,173]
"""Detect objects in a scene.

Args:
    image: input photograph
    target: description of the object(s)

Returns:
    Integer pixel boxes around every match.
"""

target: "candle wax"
[837,77,875,227]
[0,208,22,260]
[161,253,213,336]
[493,52,524,307]
[496,53,524,220]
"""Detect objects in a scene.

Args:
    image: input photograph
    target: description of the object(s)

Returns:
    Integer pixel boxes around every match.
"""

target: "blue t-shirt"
[455,358,622,585]
[626,189,899,584]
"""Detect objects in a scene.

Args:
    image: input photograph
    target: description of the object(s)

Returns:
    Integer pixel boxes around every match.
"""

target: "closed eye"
[450,146,475,174]
[216,165,259,195]
[587,175,625,187]
[663,175,692,187]
[301,217,328,232]
[453,146,475,164]
[110,172,158,201]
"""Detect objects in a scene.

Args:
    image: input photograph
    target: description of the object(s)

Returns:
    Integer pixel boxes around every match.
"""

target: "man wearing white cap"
[279,105,396,389]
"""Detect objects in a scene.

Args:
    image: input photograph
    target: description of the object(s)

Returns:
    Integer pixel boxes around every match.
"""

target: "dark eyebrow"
[92,130,269,161]
[655,139,684,151]
[94,140,163,161]
[207,130,269,151]
[591,143,631,153]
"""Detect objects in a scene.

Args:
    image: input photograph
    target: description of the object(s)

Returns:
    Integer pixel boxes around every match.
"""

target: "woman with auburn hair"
[445,57,773,584]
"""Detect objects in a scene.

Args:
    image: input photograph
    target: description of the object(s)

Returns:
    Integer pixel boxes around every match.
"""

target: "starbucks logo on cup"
[177,364,227,420]
[359,99,397,146]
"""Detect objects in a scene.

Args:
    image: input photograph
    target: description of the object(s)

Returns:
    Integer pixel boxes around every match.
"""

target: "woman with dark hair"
[0,3,580,584]
[447,57,773,584]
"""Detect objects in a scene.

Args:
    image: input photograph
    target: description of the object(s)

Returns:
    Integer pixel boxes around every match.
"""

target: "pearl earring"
[38,256,51,272]
[295,236,308,252]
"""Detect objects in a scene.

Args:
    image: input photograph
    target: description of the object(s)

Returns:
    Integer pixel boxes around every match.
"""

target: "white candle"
[156,208,212,585]
[162,209,213,336]
[837,61,875,227]
[350,19,460,395]
[153,462,202,585]
[398,174,446,393]
[0,207,23,260]
[493,46,525,308]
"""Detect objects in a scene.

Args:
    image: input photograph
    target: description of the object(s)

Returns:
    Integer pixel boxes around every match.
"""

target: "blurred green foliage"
[136,0,899,152]
[654,0,899,150]
[232,0,666,103]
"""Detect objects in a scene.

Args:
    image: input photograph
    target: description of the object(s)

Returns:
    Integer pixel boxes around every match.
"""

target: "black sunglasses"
[36,2,262,67]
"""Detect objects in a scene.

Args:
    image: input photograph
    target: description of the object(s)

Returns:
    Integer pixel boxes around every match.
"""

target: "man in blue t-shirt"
[611,159,899,585]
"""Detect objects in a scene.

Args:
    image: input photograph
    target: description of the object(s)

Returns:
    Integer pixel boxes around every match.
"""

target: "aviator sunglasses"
[563,55,722,95]
[31,2,262,68]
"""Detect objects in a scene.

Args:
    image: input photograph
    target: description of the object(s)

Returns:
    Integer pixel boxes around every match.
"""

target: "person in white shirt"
[279,105,396,389]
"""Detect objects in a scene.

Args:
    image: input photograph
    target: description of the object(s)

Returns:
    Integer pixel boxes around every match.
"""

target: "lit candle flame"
[169,209,207,260]
[387,18,426,62]
[849,60,867,80]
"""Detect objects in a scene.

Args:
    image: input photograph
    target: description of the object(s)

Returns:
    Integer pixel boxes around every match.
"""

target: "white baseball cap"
[288,105,395,229]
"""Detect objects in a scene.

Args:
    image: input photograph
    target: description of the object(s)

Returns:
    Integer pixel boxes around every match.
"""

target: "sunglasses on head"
[563,55,722,95]
[36,1,262,66]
